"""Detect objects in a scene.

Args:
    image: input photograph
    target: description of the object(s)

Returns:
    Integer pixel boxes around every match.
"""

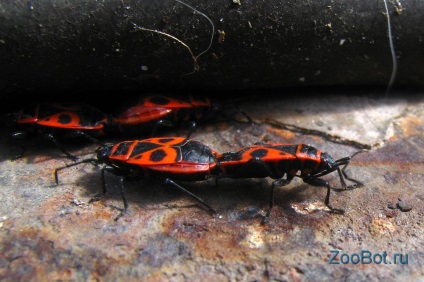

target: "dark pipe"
[0,0,423,105]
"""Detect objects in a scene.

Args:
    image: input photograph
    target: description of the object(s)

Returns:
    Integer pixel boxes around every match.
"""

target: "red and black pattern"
[218,143,364,223]
[219,143,330,178]
[55,136,364,222]
[55,136,220,220]
[101,137,220,180]
[6,96,251,160]
[110,95,215,135]
[11,103,108,160]
[15,103,107,130]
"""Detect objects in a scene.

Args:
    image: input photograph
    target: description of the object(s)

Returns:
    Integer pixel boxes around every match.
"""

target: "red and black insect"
[110,95,217,136]
[218,142,364,223]
[9,103,108,160]
[54,135,220,220]
[7,96,250,159]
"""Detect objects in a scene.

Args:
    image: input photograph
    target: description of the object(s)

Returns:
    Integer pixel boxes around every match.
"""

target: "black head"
[312,152,351,178]
[316,152,337,173]
[96,144,114,164]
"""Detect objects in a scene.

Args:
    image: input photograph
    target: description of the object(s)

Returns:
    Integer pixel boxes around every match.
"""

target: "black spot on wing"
[158,138,176,144]
[150,149,167,162]
[58,114,72,124]
[250,148,268,159]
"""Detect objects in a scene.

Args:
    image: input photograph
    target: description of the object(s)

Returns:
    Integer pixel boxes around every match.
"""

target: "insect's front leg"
[302,176,345,214]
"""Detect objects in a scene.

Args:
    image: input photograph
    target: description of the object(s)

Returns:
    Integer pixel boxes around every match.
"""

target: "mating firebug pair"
[54,128,364,223]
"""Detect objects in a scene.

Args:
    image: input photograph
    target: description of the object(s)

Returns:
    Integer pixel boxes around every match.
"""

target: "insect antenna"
[311,149,367,182]
[320,149,368,189]
[54,158,99,185]
[184,121,197,140]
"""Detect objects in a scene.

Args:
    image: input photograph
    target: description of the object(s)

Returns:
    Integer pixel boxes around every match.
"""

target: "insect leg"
[11,131,28,160]
[73,130,105,146]
[262,176,293,225]
[336,166,348,189]
[114,176,129,221]
[341,150,367,188]
[302,176,344,214]
[44,132,78,161]
[163,178,216,214]
[87,166,129,220]
[89,165,115,203]
[54,158,130,218]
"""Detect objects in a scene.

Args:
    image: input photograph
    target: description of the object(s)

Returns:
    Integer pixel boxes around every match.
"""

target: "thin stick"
[383,0,397,96]
[175,0,215,60]
[131,0,215,75]
[132,25,197,65]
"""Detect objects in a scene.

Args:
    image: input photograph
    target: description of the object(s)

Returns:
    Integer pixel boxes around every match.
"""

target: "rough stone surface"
[0,93,423,280]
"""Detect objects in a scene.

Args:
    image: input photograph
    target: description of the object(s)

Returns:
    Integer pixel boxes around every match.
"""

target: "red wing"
[113,105,172,124]
[108,141,138,162]
[36,112,104,130]
[142,96,192,109]
[238,146,297,163]
[126,147,181,166]
[109,138,188,165]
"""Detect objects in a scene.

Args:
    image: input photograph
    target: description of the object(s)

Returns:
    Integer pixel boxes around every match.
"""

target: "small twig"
[131,24,197,70]
[175,0,215,61]
[383,0,397,96]
[131,0,215,76]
